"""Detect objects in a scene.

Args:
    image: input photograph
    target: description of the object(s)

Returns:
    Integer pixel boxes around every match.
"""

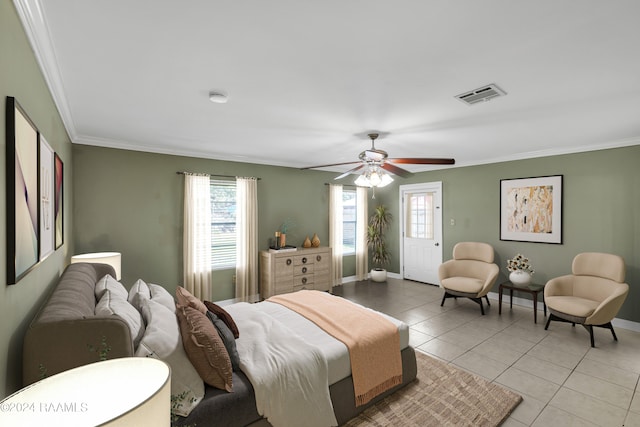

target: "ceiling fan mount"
[301,132,455,182]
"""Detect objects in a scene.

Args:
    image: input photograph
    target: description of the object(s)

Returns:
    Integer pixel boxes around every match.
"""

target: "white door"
[400,182,443,285]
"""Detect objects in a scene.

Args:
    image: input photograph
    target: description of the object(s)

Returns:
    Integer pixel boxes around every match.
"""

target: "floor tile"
[417,338,467,362]
[495,367,561,402]
[505,391,546,426]
[452,350,509,381]
[531,405,599,427]
[563,371,633,410]
[575,358,639,390]
[549,387,627,427]
[512,354,572,385]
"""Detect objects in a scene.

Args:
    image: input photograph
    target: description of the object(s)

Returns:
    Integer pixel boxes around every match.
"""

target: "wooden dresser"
[259,246,332,298]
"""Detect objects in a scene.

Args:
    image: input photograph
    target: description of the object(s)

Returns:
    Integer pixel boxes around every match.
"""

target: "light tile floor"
[332,278,640,427]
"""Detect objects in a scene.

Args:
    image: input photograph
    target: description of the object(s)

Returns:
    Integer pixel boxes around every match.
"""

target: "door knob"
[435,243,440,246]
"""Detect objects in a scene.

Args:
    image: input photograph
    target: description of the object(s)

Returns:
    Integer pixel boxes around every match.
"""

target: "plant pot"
[370,268,387,283]
[509,270,532,286]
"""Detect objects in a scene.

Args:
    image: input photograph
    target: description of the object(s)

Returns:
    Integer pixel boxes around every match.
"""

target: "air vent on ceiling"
[456,84,506,105]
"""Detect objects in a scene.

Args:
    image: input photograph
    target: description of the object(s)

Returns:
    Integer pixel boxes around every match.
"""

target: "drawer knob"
[286,259,292,265]
[302,267,307,273]
[302,257,307,264]
[302,277,307,284]
[316,255,322,262]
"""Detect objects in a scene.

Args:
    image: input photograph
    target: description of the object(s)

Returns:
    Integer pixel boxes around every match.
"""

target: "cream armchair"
[544,252,629,347]
[439,242,499,315]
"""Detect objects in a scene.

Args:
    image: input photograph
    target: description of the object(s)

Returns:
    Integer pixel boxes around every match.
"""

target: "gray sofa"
[23,262,417,426]
[23,262,133,385]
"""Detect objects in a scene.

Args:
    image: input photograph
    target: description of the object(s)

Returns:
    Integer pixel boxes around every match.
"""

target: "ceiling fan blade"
[334,164,364,180]
[300,161,361,170]
[388,157,455,165]
[381,162,413,178]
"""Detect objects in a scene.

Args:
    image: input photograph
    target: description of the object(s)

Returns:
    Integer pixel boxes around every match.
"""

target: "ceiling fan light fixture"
[354,166,394,188]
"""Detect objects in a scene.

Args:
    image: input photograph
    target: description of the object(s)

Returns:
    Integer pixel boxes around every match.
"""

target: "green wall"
[1,0,73,397]
[73,143,640,323]
[372,145,640,322]
[72,145,345,301]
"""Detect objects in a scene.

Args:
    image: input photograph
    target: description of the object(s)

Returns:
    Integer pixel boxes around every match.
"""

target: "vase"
[370,268,387,282]
[311,233,320,247]
[280,233,286,248]
[509,270,532,286]
[303,236,311,248]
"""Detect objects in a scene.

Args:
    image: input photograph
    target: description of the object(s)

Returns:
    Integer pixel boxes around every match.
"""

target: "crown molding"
[13,0,78,140]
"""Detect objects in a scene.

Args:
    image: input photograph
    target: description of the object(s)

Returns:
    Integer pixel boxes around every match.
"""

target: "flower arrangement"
[507,253,534,274]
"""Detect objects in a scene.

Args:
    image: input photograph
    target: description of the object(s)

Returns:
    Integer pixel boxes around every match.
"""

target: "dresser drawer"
[295,264,315,276]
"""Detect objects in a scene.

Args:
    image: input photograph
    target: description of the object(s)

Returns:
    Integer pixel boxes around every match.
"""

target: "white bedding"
[254,300,410,385]
[225,302,338,427]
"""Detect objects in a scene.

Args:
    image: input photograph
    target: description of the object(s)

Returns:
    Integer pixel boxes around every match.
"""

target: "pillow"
[134,299,204,417]
[176,286,207,313]
[176,305,233,392]
[128,279,151,303]
[204,300,240,339]
[206,311,240,371]
[95,274,128,300]
[148,283,175,312]
[95,290,145,348]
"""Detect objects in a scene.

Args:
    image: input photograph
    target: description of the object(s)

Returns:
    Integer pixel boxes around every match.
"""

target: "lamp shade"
[71,252,121,280]
[0,357,171,426]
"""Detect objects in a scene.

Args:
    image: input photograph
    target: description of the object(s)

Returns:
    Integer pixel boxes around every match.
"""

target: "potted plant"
[367,205,392,282]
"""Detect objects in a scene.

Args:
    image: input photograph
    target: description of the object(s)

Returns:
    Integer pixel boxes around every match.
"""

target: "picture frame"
[54,153,64,249]
[500,175,563,244]
[6,97,40,284]
[39,135,55,261]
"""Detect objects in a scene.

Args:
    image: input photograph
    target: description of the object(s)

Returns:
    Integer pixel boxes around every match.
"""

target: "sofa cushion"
[176,286,207,314]
[206,311,240,371]
[95,274,128,301]
[95,290,145,348]
[128,278,151,303]
[176,305,233,392]
[204,300,240,339]
[148,283,176,312]
[135,298,204,417]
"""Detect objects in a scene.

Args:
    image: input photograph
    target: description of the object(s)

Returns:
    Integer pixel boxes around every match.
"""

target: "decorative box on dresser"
[260,246,332,298]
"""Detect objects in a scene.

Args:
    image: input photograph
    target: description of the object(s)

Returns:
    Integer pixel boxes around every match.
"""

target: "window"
[342,189,357,255]
[407,192,434,239]
[210,179,236,269]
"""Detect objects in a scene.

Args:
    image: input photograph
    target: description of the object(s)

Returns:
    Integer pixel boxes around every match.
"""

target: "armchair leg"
[545,314,552,330]
[485,295,491,306]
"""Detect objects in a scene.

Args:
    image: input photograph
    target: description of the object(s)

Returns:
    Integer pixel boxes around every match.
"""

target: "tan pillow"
[176,305,233,392]
[204,300,240,339]
[176,286,207,314]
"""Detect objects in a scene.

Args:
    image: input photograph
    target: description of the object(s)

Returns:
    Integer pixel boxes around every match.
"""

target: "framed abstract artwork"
[54,153,64,249]
[500,175,563,244]
[6,97,40,284]
[39,135,55,261]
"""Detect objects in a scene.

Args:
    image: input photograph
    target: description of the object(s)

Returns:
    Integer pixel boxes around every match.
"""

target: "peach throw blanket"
[269,290,402,406]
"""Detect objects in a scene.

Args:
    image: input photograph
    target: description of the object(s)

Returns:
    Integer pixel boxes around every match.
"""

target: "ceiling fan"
[301,133,455,186]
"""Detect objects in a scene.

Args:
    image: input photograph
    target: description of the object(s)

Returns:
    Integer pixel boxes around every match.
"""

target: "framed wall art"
[500,175,563,244]
[39,135,55,261]
[6,96,40,284]
[54,153,64,249]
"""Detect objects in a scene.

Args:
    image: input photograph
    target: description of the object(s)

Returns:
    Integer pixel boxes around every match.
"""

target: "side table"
[498,281,546,323]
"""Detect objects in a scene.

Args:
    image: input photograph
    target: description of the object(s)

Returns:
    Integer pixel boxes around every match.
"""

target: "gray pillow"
[206,311,240,371]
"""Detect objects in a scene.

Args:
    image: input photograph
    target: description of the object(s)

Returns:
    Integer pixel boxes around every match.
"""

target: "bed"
[173,291,417,427]
[22,263,417,427]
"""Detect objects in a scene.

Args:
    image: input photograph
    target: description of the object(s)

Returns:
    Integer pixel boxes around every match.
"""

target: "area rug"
[344,350,522,427]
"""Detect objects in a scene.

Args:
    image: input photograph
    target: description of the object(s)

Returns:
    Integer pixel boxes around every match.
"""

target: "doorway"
[399,182,443,285]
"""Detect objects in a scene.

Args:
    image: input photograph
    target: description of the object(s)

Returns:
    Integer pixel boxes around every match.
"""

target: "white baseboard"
[487,291,640,333]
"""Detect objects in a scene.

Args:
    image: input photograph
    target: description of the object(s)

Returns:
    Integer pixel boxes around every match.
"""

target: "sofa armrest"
[23,317,134,386]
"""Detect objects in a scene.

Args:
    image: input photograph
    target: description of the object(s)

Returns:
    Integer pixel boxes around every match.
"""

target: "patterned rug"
[344,350,522,427]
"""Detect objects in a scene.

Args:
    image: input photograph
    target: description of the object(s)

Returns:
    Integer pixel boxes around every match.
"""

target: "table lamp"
[71,252,121,280]
[0,357,170,426]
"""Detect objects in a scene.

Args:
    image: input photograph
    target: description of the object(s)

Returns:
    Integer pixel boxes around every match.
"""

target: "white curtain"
[183,174,212,300]
[235,177,258,298]
[329,184,343,286]
[355,186,369,280]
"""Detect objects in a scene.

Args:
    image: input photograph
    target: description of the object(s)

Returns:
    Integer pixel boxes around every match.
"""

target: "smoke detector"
[456,84,506,105]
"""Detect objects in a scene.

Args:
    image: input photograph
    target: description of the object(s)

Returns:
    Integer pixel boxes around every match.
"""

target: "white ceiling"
[15,0,640,176]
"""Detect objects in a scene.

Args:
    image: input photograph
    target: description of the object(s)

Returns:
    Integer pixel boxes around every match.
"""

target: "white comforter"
[226,302,338,427]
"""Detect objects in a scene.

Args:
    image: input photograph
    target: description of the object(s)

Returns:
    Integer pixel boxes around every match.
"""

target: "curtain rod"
[324,183,358,187]
[176,171,261,180]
